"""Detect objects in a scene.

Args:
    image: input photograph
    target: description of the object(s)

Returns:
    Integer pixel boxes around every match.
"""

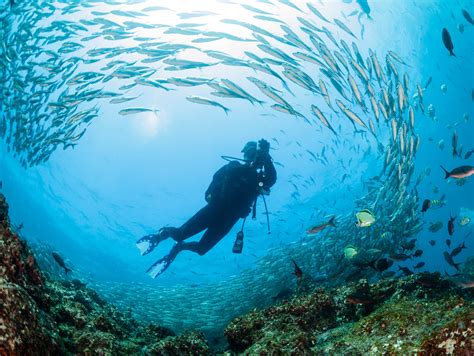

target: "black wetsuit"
[165,156,277,258]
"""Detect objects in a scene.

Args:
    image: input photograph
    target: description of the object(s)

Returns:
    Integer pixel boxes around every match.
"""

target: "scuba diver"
[136,139,277,278]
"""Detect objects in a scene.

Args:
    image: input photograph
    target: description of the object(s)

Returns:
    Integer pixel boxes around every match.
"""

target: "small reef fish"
[443,251,460,271]
[291,258,303,279]
[429,240,436,246]
[390,253,411,261]
[452,131,458,157]
[344,245,358,260]
[421,199,431,213]
[441,28,456,56]
[451,241,467,258]
[355,209,376,227]
[52,252,72,274]
[459,216,471,226]
[306,216,336,235]
[428,221,443,233]
[412,249,423,258]
[369,258,393,272]
[430,195,447,209]
[462,9,474,25]
[464,149,474,159]
[441,165,474,179]
[401,238,417,251]
[346,292,374,305]
[414,262,425,269]
[398,266,414,276]
[448,214,456,236]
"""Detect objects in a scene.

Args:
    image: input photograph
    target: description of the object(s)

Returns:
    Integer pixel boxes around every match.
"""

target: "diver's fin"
[146,256,172,279]
[136,234,160,256]
[136,228,173,256]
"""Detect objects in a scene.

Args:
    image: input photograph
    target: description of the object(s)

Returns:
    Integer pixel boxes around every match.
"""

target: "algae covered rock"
[0,194,43,294]
[0,193,60,353]
[0,193,207,354]
[225,289,337,353]
[0,279,61,354]
[147,330,210,355]
[224,273,473,354]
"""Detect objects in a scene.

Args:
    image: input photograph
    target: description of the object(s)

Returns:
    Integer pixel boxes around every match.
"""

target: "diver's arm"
[262,155,277,189]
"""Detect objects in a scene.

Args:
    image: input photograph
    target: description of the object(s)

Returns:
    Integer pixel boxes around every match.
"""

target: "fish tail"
[65,267,72,275]
[368,259,377,270]
[328,216,336,227]
[450,51,456,57]
[440,165,450,179]
[454,262,461,271]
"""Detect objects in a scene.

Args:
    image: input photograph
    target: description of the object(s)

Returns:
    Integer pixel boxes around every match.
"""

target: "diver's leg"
[174,204,217,241]
[177,214,240,256]
[146,215,239,278]
[137,205,215,255]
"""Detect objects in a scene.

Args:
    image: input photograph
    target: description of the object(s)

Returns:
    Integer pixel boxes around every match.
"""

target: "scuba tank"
[232,230,244,254]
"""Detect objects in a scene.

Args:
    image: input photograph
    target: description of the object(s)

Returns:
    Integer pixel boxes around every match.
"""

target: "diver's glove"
[258,139,270,156]
[255,139,271,165]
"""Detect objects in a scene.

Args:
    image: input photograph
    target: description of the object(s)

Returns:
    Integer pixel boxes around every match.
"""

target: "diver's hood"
[241,141,258,162]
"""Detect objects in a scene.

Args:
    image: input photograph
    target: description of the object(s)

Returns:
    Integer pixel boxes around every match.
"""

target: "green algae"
[315,295,472,353]
[224,274,473,354]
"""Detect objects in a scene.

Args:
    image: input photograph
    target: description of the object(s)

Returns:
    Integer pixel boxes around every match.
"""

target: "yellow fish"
[344,245,358,259]
[355,209,376,227]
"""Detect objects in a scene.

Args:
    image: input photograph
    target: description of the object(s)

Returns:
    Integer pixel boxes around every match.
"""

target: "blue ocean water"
[1,0,473,334]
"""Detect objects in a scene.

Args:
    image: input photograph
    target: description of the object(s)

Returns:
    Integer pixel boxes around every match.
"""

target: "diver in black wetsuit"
[136,139,277,278]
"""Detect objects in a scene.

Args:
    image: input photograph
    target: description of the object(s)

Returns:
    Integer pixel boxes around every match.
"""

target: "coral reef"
[0,193,209,355]
[225,273,473,354]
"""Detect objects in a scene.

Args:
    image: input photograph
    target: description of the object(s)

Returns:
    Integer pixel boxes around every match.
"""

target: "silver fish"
[333,18,357,39]
[119,108,159,116]
[319,79,333,109]
[311,105,338,136]
[336,99,368,129]
[186,96,230,115]
[307,3,330,23]
[347,74,365,110]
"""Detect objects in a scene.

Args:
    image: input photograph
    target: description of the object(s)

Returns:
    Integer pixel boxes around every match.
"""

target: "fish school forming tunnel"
[0,0,473,353]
